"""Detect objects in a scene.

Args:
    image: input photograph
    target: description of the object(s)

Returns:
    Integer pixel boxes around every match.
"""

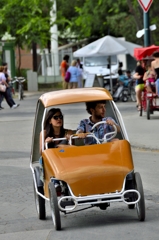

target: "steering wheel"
[69,133,101,145]
[91,121,117,143]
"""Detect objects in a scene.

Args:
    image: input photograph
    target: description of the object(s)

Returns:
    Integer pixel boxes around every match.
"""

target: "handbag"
[65,71,71,82]
[0,84,6,92]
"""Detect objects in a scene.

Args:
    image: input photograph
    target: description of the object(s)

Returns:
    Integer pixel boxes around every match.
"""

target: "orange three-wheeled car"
[30,87,145,230]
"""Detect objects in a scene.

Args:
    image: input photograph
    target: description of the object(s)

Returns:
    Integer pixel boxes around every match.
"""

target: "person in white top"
[76,58,83,88]
[0,65,19,109]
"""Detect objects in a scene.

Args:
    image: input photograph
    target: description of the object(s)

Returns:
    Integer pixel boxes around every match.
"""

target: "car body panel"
[39,87,112,108]
[42,140,133,198]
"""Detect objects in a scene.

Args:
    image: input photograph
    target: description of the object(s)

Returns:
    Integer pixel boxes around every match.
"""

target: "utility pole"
[144,11,150,47]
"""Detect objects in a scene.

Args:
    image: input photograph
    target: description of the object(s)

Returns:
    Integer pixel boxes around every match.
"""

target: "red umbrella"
[134,45,159,60]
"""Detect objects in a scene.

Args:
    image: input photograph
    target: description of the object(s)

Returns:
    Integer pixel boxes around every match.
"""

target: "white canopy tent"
[73,35,141,57]
[73,35,141,93]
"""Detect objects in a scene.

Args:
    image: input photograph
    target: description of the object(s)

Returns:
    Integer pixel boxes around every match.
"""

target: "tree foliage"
[57,0,159,46]
[0,0,159,72]
[0,0,52,47]
[0,0,52,71]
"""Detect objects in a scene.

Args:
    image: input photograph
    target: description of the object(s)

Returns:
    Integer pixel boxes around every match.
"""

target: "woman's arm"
[143,71,148,81]
[1,79,9,87]
[133,72,142,80]
[39,130,47,155]
[151,61,157,78]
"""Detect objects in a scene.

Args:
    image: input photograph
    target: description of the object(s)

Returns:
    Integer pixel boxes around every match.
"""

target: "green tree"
[0,0,159,76]
[0,0,52,73]
[57,0,159,46]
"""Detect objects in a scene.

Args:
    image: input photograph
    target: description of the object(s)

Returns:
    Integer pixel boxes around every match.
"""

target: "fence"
[37,48,73,84]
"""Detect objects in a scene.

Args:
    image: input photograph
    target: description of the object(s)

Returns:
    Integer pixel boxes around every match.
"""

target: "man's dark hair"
[2,62,7,66]
[126,70,131,74]
[86,100,106,115]
[63,55,69,62]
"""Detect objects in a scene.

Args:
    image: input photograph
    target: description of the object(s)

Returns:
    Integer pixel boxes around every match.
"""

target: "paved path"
[116,100,159,151]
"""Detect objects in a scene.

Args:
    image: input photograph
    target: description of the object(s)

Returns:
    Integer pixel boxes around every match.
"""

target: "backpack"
[65,71,71,82]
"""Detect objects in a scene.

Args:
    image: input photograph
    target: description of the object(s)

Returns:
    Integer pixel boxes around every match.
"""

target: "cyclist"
[143,62,156,94]
[133,61,145,111]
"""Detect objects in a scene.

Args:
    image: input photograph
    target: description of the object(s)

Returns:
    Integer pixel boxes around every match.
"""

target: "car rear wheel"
[33,167,46,220]
[33,182,46,220]
[134,172,145,221]
[48,182,61,230]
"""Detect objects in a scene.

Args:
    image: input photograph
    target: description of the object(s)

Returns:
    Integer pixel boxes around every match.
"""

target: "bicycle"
[140,87,159,119]
[12,77,26,100]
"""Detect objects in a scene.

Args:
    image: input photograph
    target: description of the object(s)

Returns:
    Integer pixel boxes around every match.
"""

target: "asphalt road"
[0,92,159,240]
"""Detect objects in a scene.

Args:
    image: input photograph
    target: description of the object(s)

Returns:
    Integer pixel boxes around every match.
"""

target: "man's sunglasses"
[52,115,63,120]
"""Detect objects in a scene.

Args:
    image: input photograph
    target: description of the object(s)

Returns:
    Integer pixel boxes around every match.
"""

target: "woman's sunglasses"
[52,115,63,120]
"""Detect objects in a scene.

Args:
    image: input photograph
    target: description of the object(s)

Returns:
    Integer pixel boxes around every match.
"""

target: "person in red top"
[60,55,69,89]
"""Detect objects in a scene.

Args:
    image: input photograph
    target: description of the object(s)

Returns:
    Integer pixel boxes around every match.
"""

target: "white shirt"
[0,72,6,84]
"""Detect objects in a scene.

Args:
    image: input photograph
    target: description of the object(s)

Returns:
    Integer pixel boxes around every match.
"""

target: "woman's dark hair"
[44,108,65,139]
[152,51,159,58]
[86,100,106,115]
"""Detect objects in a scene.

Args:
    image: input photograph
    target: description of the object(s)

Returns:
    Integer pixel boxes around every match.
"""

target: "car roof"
[39,87,112,108]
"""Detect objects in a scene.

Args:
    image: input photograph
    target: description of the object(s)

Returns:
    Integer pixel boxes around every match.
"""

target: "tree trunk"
[32,42,37,71]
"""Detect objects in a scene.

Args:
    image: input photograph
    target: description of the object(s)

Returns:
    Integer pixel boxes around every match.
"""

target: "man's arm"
[76,120,88,138]
[106,118,120,132]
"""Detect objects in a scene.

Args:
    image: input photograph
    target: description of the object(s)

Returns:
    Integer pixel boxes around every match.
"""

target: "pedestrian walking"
[0,66,19,109]
[60,55,69,89]
[77,58,83,88]
[67,60,82,89]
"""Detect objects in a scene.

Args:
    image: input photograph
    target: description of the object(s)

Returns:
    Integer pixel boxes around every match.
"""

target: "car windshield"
[84,56,117,67]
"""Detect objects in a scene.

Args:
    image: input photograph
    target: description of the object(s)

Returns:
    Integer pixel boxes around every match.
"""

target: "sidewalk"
[117,101,159,152]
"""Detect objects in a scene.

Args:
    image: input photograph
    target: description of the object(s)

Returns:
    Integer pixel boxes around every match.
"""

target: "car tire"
[134,172,145,221]
[48,182,61,230]
[33,182,46,220]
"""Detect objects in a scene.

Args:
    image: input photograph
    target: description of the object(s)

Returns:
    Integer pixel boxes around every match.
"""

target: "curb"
[131,145,159,153]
